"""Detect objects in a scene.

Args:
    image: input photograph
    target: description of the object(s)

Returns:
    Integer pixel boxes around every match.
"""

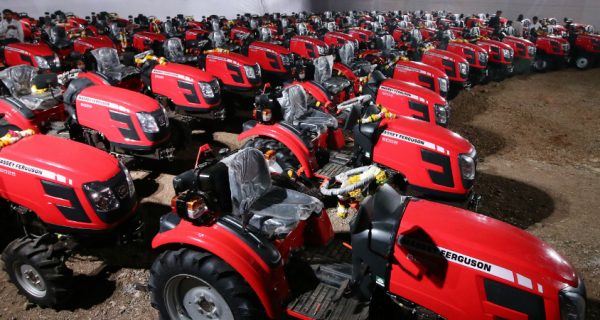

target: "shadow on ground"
[475,172,555,229]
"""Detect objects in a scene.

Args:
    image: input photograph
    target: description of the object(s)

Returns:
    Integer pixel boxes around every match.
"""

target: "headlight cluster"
[559,281,586,320]
[317,45,329,55]
[438,78,449,94]
[478,51,488,65]
[459,150,476,181]
[244,64,261,79]
[434,103,450,126]
[34,54,61,69]
[528,46,536,56]
[84,165,135,214]
[281,54,293,67]
[137,107,169,134]
[199,81,218,98]
[503,48,513,59]
[562,43,570,52]
[459,62,469,76]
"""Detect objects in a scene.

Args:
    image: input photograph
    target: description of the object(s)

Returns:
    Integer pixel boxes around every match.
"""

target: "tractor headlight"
[281,54,292,66]
[503,48,511,59]
[562,43,570,53]
[434,103,450,126]
[244,65,256,79]
[459,152,476,180]
[136,112,159,133]
[84,182,120,213]
[459,62,469,76]
[199,81,214,98]
[438,77,449,94]
[119,162,136,198]
[528,46,536,56]
[34,56,50,69]
[559,281,586,320]
[53,54,61,67]
[317,45,329,55]
[478,51,488,65]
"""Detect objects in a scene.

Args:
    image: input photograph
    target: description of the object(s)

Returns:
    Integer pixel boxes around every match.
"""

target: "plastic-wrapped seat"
[91,48,140,83]
[163,38,197,64]
[0,65,61,111]
[277,84,338,134]
[222,148,323,238]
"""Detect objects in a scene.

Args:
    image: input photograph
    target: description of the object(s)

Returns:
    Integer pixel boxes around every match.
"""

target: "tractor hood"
[395,60,448,79]
[382,116,473,155]
[153,62,216,83]
[206,51,256,66]
[292,36,328,47]
[249,41,290,55]
[135,31,167,42]
[398,199,579,291]
[6,43,54,56]
[503,36,535,47]
[448,41,487,54]
[0,134,120,184]
[74,36,115,49]
[77,85,161,113]
[380,78,447,106]
[426,48,467,64]
[477,38,512,51]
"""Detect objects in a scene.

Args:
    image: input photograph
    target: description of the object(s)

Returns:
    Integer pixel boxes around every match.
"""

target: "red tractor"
[240,84,476,207]
[148,147,586,320]
[532,33,570,72]
[445,40,489,83]
[0,128,139,307]
[571,28,600,69]
[501,36,536,74]
[0,65,174,161]
[475,38,514,80]
[245,41,295,85]
[419,48,469,98]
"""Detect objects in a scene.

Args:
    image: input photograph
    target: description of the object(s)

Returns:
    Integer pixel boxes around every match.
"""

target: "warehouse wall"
[308,0,600,27]
[1,0,309,20]
[2,0,599,27]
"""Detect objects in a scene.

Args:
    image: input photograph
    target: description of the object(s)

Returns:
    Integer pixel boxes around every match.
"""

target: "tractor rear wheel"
[149,248,266,320]
[575,54,592,70]
[2,235,72,307]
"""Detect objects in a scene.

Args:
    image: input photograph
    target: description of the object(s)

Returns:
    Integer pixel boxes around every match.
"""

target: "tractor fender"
[0,98,38,131]
[238,123,316,177]
[152,216,287,319]
[77,71,111,86]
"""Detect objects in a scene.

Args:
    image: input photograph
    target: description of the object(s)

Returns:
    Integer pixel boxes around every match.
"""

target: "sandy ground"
[1,68,599,319]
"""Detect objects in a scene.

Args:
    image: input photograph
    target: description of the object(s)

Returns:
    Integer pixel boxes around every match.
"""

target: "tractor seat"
[19,89,62,111]
[321,76,351,95]
[101,65,140,83]
[219,148,323,238]
[279,84,338,135]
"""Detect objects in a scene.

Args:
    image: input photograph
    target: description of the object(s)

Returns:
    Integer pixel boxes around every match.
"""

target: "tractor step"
[315,163,352,179]
[329,150,354,165]
[286,282,369,320]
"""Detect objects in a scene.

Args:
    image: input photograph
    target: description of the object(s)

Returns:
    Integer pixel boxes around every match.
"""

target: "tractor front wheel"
[149,248,266,320]
[575,54,592,70]
[1,235,72,307]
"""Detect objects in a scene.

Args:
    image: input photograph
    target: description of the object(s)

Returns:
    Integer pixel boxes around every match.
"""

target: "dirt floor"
[1,68,599,319]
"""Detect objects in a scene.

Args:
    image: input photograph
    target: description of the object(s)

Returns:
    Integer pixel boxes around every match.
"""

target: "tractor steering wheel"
[320,165,382,196]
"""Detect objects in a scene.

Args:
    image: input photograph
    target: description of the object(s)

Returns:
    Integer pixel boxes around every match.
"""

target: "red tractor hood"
[395,60,448,79]
[7,43,54,56]
[324,31,354,46]
[292,36,327,47]
[78,85,161,113]
[448,41,487,54]
[207,51,256,66]
[503,36,534,47]
[0,134,119,183]
[477,38,512,51]
[249,41,290,55]
[426,48,468,64]
[383,115,473,155]
[399,199,578,289]
[154,62,216,83]
[74,36,115,50]
[380,79,447,106]
[135,31,167,42]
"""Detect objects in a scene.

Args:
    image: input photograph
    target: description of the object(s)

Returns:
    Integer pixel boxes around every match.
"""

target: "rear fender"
[0,98,39,131]
[152,217,287,319]
[78,72,111,86]
[238,123,316,177]
[333,62,360,92]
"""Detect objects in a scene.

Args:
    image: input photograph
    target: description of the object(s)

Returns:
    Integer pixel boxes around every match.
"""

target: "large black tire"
[2,235,72,307]
[149,249,266,320]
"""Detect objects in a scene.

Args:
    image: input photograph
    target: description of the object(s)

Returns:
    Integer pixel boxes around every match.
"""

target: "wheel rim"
[164,274,234,320]
[534,59,547,71]
[576,57,589,69]
[14,263,47,298]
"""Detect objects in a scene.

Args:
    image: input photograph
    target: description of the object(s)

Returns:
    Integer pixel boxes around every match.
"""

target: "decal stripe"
[484,279,546,320]
[0,157,72,185]
[41,180,90,223]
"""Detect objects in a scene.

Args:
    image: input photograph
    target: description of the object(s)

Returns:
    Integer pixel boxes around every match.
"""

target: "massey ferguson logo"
[395,65,432,77]
[77,95,131,113]
[151,69,194,82]
[381,130,449,155]
[379,85,428,104]
[5,46,29,55]
[0,157,73,185]
[207,54,241,66]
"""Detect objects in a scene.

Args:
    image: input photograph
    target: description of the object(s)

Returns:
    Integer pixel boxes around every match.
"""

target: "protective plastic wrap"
[313,55,334,83]
[381,34,395,51]
[221,148,323,237]
[277,85,338,133]
[163,38,185,61]
[91,48,140,82]
[339,42,355,66]
[0,65,35,96]
[259,27,272,42]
